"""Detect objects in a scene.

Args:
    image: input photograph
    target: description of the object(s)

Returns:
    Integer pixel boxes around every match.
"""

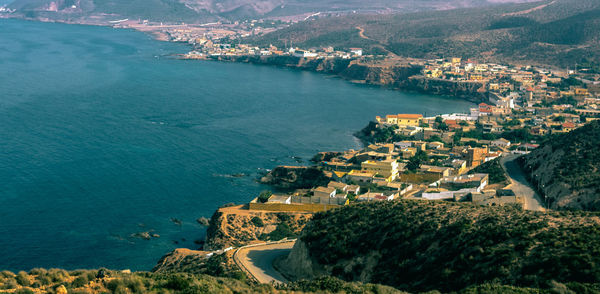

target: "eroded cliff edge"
[208,55,488,103]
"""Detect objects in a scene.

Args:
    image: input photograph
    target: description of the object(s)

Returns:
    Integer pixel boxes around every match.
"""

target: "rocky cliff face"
[519,120,600,210]
[403,76,488,103]
[203,205,312,250]
[214,55,486,103]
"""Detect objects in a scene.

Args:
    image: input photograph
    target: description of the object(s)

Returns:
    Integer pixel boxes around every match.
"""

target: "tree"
[257,191,272,203]
[407,150,428,171]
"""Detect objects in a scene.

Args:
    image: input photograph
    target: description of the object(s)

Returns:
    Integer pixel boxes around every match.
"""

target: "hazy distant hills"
[249,0,600,67]
[6,0,543,22]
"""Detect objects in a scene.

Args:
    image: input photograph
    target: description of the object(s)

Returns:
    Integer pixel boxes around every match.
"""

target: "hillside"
[249,0,600,67]
[520,120,600,211]
[5,0,544,22]
[280,200,600,292]
[203,204,312,250]
[0,268,403,293]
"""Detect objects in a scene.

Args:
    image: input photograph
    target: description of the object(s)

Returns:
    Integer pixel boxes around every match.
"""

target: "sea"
[0,18,473,272]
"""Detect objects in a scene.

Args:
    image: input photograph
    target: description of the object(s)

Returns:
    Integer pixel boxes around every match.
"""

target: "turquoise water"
[0,18,473,272]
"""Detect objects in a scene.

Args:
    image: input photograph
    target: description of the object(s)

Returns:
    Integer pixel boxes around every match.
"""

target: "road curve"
[500,154,546,211]
[234,241,295,284]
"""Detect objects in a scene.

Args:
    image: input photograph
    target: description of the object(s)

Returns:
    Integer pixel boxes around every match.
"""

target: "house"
[478,103,494,116]
[466,146,488,168]
[422,173,489,200]
[313,186,336,199]
[451,159,467,175]
[346,185,361,195]
[267,195,291,204]
[347,170,375,185]
[292,50,318,58]
[350,48,363,56]
[327,181,359,195]
[361,159,401,182]
[376,114,423,127]
[419,165,453,177]
[327,181,348,192]
[491,138,511,148]
[562,122,576,132]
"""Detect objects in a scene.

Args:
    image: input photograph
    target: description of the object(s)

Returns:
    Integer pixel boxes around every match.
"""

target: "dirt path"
[502,0,557,17]
[355,26,397,57]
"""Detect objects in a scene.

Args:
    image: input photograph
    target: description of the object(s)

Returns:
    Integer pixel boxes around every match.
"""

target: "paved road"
[500,154,546,211]
[234,241,294,284]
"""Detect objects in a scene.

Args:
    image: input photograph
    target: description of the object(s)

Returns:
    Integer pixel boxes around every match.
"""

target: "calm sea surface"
[0,18,473,271]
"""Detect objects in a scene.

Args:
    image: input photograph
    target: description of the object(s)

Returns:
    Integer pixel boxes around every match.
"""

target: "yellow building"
[375,114,423,127]
[574,88,589,96]
[361,159,399,182]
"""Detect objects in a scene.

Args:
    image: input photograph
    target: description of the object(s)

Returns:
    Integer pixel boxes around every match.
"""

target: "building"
[376,114,423,127]
[491,138,511,148]
[292,50,318,58]
[313,186,336,199]
[419,165,453,177]
[466,146,488,168]
[357,192,397,202]
[350,48,363,56]
[422,173,489,200]
[361,159,400,181]
[347,170,376,185]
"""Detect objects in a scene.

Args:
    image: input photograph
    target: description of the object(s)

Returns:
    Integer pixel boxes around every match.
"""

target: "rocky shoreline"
[195,55,489,104]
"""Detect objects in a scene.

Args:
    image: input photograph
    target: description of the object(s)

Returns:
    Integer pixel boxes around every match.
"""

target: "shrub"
[71,275,89,288]
[250,216,264,227]
[257,191,272,203]
[15,271,31,287]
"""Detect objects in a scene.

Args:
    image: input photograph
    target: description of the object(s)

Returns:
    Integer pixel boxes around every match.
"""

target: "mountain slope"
[281,200,600,292]
[520,120,600,211]
[249,0,600,67]
[5,0,545,22]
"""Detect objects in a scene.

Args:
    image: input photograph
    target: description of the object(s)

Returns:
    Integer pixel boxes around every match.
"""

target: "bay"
[0,18,473,271]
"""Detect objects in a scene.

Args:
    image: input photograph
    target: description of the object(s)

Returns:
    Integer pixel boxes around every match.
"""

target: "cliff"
[519,120,600,211]
[403,76,488,103]
[203,204,312,251]
[211,55,488,103]
[280,200,600,292]
[259,166,329,190]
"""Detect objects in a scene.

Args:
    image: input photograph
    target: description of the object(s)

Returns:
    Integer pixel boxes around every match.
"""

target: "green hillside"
[296,200,600,292]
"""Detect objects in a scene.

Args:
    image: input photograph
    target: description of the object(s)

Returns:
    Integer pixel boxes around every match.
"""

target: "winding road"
[500,154,546,211]
[233,241,295,284]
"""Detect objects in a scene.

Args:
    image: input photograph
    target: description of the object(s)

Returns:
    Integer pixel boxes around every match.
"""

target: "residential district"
[249,78,600,212]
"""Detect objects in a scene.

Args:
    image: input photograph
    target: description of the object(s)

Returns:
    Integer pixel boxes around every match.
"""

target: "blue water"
[0,19,473,272]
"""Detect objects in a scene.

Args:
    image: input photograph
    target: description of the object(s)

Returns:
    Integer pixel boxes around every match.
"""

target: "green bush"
[15,271,31,287]
[251,216,264,227]
[257,191,272,203]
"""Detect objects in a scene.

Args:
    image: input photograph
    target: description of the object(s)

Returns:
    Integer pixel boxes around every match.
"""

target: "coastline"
[0,15,489,105]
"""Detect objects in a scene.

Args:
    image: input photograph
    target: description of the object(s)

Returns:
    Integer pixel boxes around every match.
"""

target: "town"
[110,18,600,212]
[249,68,600,212]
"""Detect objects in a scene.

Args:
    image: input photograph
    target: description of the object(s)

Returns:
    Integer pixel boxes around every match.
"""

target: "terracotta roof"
[562,122,576,128]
